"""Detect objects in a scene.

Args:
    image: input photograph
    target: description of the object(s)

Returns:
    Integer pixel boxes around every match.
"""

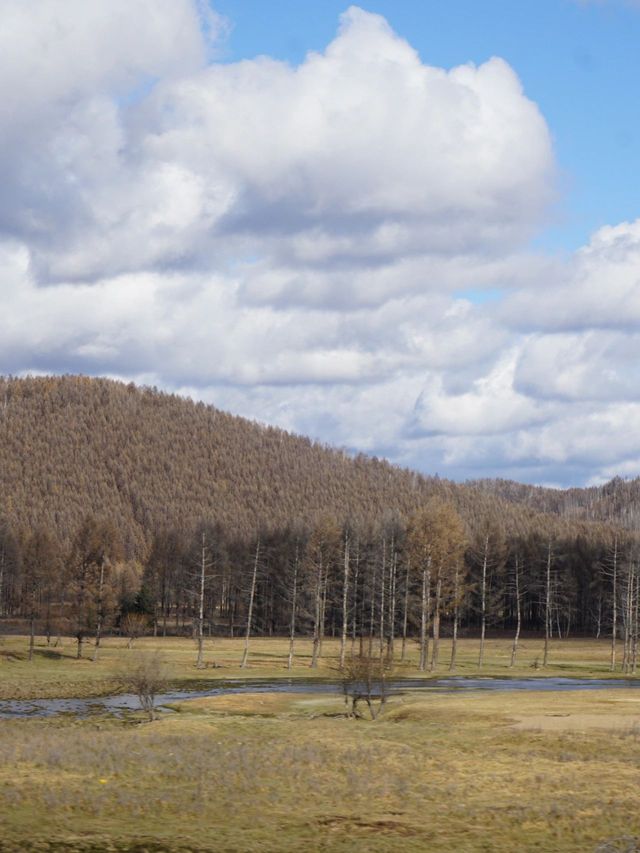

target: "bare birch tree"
[241,538,260,668]
[287,543,299,670]
[339,530,350,668]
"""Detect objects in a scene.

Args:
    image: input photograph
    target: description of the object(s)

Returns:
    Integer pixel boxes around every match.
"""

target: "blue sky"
[216,0,640,252]
[2,0,640,487]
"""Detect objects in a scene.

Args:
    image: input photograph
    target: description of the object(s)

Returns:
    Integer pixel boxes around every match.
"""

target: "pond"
[1,676,639,719]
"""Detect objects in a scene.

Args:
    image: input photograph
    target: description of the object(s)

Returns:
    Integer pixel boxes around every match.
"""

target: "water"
[1,676,639,720]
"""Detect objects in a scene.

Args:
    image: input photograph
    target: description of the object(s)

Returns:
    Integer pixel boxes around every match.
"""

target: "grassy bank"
[1,687,640,851]
[0,634,635,701]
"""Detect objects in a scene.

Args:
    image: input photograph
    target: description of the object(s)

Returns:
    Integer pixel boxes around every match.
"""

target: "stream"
[1,676,640,719]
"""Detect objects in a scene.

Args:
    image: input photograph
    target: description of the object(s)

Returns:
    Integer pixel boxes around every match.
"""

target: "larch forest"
[1,374,639,670]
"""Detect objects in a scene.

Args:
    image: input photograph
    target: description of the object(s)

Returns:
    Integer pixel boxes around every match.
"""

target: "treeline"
[471,475,640,530]
[1,504,638,672]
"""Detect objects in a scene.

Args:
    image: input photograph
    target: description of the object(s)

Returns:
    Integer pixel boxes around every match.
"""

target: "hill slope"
[0,375,626,557]
[0,375,453,555]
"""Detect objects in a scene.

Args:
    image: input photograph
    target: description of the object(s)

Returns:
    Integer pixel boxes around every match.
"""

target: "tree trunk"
[419,559,431,672]
[610,538,618,672]
[401,558,410,663]
[318,564,328,660]
[311,556,323,668]
[28,614,35,662]
[196,533,206,669]
[509,554,522,668]
[368,563,377,657]
[240,539,260,669]
[339,534,350,668]
[351,543,359,654]
[93,559,106,662]
[449,563,460,671]
[388,542,397,661]
[287,546,299,670]
[379,539,386,659]
[430,575,442,671]
[478,535,488,669]
[543,541,552,668]
[0,548,5,619]
[632,571,639,675]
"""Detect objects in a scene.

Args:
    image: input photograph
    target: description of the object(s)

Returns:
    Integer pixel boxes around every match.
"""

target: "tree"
[194,531,214,668]
[470,521,507,670]
[141,529,184,636]
[306,518,340,669]
[601,535,622,671]
[21,529,61,660]
[508,548,524,668]
[0,521,21,636]
[407,507,434,672]
[122,652,168,722]
[430,504,466,672]
[67,517,121,660]
[241,537,261,668]
[340,651,391,720]
[408,501,466,672]
[339,527,351,668]
[121,612,148,648]
[287,541,301,670]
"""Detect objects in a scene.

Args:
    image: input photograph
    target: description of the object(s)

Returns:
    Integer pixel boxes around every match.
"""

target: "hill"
[0,374,605,557]
[0,375,462,556]
[1,375,636,647]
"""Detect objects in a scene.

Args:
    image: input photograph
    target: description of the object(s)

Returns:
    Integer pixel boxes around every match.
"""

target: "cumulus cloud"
[1,2,638,485]
[504,220,640,332]
[1,4,554,288]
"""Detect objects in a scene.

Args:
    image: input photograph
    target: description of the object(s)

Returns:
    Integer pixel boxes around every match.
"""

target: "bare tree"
[471,522,506,670]
[122,652,168,722]
[287,543,299,670]
[604,537,620,672]
[195,532,214,669]
[400,556,411,663]
[340,652,391,720]
[240,538,260,668]
[509,552,523,668]
[449,557,466,671]
[339,530,350,668]
[542,539,553,668]
[121,612,148,649]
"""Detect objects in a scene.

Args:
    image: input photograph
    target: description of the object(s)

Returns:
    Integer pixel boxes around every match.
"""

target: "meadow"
[0,635,639,852]
[0,633,632,701]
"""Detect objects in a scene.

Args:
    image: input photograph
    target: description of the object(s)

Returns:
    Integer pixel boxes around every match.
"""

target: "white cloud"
[504,219,640,332]
[1,4,554,288]
[3,2,640,486]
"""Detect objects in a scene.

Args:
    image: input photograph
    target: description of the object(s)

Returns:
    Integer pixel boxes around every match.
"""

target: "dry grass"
[0,633,632,701]
[1,684,640,850]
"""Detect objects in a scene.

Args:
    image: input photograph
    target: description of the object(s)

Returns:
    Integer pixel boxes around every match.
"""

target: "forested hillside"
[0,375,548,556]
[1,375,638,665]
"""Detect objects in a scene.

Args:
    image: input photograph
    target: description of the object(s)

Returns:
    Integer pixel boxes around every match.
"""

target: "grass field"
[0,633,634,701]
[1,635,639,852]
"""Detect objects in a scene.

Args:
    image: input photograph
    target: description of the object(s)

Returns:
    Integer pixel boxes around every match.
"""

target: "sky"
[1,0,640,488]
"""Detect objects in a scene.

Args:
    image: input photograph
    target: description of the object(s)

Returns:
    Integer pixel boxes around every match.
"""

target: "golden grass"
[1,683,640,850]
[0,633,633,701]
